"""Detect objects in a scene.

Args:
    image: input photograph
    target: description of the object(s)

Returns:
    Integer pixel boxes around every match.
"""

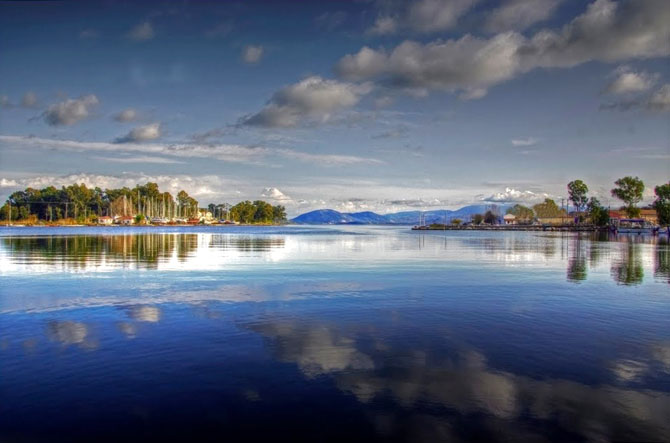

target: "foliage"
[653,182,670,226]
[451,218,462,226]
[0,182,282,224]
[506,204,534,222]
[611,176,644,218]
[472,214,483,225]
[587,197,610,227]
[567,180,589,213]
[532,198,564,218]
[228,200,287,224]
[483,210,497,224]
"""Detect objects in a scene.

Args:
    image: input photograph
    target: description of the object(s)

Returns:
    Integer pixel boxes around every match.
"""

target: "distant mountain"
[291,204,509,225]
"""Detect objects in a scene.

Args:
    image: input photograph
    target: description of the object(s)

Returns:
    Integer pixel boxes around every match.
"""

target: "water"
[0,226,668,442]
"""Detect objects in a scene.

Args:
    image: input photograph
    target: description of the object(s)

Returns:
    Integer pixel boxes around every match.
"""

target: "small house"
[118,216,135,225]
[503,214,516,225]
[97,216,113,225]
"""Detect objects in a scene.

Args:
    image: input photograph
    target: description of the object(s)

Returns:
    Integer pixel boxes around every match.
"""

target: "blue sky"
[0,0,668,215]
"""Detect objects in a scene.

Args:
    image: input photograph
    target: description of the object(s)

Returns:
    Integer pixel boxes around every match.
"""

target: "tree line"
[499,177,669,226]
[0,182,287,224]
[463,176,669,227]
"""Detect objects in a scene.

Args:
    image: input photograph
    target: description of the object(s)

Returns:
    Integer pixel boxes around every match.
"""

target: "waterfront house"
[503,214,516,225]
[97,216,113,225]
[609,209,658,225]
[118,216,134,225]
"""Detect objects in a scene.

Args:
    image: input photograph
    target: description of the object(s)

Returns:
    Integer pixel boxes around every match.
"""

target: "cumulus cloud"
[339,0,670,98]
[485,0,561,33]
[242,76,373,128]
[21,91,37,108]
[601,83,670,112]
[127,21,154,41]
[242,45,264,64]
[0,134,382,167]
[113,108,138,122]
[43,94,99,126]
[647,84,670,111]
[603,66,657,95]
[369,0,478,34]
[262,187,292,202]
[511,137,539,146]
[369,16,398,35]
[484,187,549,203]
[116,122,162,143]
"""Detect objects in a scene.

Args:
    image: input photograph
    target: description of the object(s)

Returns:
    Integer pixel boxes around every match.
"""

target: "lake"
[0,226,668,442]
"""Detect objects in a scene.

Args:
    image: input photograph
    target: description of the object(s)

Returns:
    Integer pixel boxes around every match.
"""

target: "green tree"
[472,214,484,225]
[272,205,287,223]
[611,176,644,218]
[506,204,534,223]
[253,200,274,223]
[652,182,670,226]
[533,198,563,218]
[567,180,589,215]
[587,197,610,226]
[483,210,497,224]
[451,218,462,226]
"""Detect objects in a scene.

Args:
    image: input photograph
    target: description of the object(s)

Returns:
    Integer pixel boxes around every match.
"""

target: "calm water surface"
[1,226,669,442]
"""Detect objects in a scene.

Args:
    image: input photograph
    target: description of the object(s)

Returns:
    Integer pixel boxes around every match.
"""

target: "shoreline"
[411,225,609,232]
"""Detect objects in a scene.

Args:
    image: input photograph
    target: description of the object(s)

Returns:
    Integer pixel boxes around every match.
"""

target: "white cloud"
[0,134,382,167]
[261,187,292,202]
[369,16,398,35]
[339,0,670,98]
[369,0,478,34]
[603,66,657,95]
[601,83,670,112]
[92,155,183,164]
[484,187,549,203]
[242,76,373,128]
[0,178,19,187]
[647,84,670,111]
[116,122,162,143]
[511,137,539,146]
[21,91,37,108]
[43,94,99,126]
[485,0,561,33]
[242,45,264,64]
[113,108,138,122]
[127,21,154,41]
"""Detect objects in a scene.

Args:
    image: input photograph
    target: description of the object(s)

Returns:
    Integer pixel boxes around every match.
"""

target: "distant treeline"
[0,182,287,224]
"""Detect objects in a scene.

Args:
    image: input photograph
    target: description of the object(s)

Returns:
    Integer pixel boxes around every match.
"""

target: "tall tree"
[506,204,534,222]
[653,182,670,226]
[587,197,610,226]
[533,198,563,218]
[611,176,644,218]
[567,180,589,214]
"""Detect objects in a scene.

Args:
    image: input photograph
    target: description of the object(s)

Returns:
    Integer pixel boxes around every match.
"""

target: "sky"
[0,0,668,216]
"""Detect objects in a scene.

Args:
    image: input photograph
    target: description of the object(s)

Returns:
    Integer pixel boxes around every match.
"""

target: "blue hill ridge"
[291,204,509,225]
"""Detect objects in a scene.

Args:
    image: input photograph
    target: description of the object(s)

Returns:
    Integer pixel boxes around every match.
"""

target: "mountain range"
[291,204,509,225]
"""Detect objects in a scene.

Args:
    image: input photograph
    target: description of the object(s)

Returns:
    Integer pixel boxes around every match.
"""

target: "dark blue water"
[1,226,669,442]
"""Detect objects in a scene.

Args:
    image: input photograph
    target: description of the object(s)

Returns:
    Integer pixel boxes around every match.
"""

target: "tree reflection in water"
[611,241,644,285]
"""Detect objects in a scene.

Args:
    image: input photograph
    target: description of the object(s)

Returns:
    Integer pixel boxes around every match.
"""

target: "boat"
[610,218,658,235]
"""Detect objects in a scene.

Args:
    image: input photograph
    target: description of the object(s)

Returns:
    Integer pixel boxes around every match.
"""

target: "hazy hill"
[291,204,507,225]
